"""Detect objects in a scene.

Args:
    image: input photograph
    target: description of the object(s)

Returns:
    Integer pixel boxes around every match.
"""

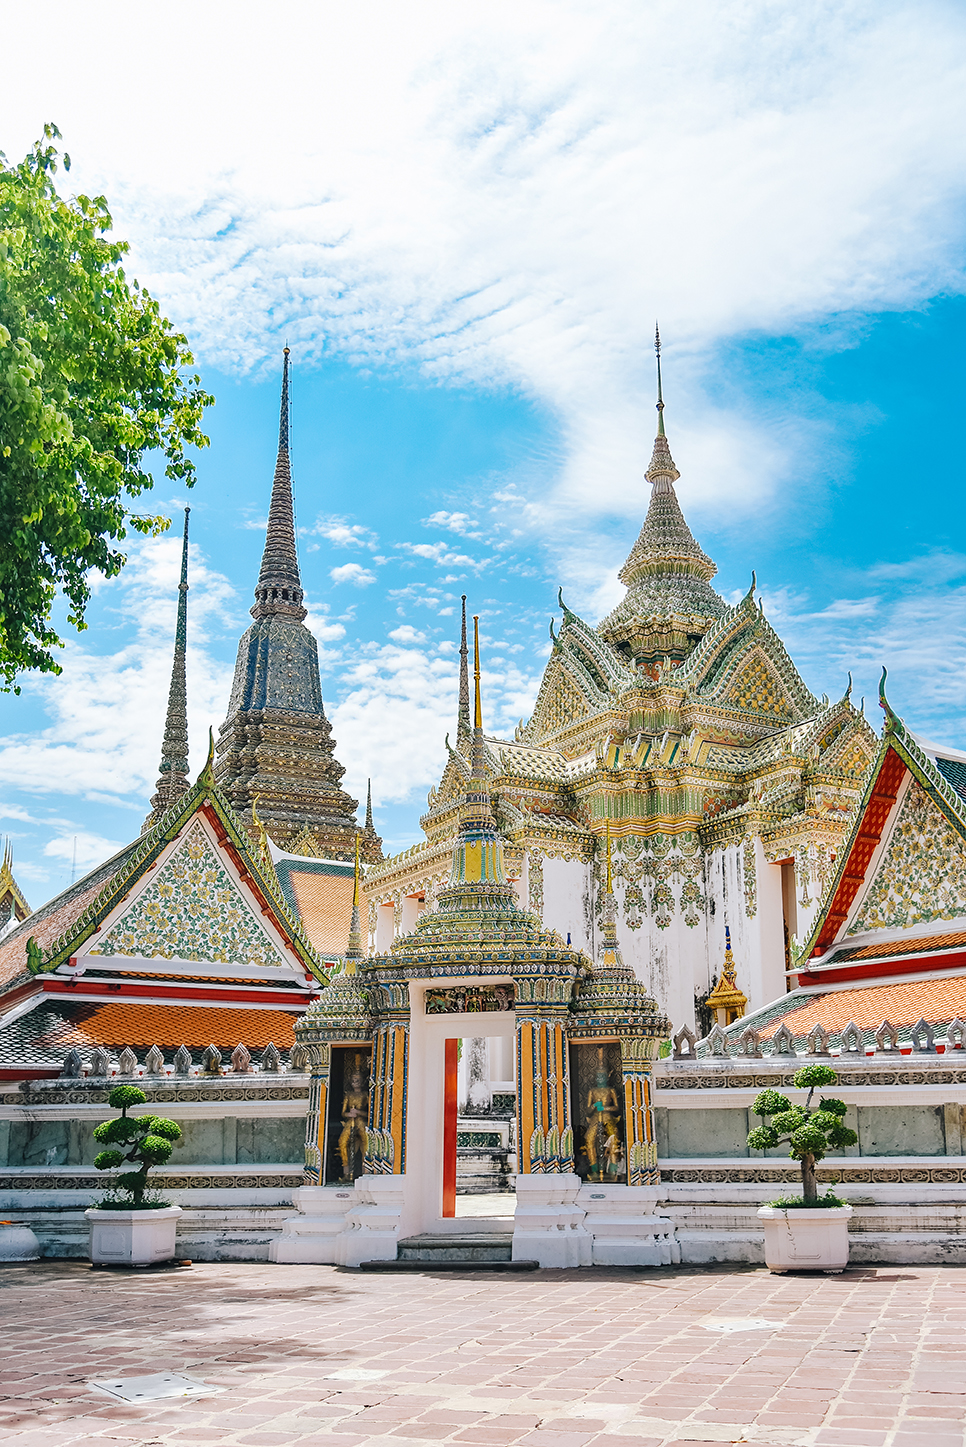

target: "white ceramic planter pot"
[0,1224,41,1261]
[86,1206,182,1266]
[758,1204,853,1273]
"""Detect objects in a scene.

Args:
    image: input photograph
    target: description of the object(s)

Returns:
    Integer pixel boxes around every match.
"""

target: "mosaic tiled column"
[620,1036,660,1186]
[366,1023,409,1174]
[302,1042,331,1184]
[517,1018,574,1175]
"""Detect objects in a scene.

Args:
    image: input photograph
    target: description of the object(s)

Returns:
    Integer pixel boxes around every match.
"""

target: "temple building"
[364,339,877,1031]
[0,840,30,941]
[273,622,675,1268]
[216,349,382,865]
[718,676,966,1051]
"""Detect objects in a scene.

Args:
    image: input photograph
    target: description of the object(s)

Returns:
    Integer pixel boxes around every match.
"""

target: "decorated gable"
[726,653,794,719]
[526,660,595,745]
[88,819,289,968]
[848,778,966,935]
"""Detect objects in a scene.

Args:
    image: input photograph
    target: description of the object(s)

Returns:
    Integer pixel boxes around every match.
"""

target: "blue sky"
[1,1,965,902]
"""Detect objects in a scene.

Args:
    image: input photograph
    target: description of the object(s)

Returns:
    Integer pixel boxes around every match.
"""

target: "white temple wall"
[704,840,787,1017]
[539,855,594,954]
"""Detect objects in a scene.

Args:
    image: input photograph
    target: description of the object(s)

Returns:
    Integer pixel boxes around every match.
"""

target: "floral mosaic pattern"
[592,831,707,932]
[90,821,286,967]
[742,838,758,918]
[848,779,966,934]
[528,852,545,919]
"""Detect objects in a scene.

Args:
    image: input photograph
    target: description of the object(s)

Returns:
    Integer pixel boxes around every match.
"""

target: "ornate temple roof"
[597,334,728,664]
[215,350,371,860]
[251,348,306,624]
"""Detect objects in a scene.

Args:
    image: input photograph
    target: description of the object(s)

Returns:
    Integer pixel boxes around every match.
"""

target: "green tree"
[93,1084,182,1207]
[747,1064,857,1202]
[0,125,212,689]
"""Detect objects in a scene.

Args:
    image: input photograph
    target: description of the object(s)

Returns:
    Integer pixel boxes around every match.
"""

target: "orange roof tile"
[30,1000,298,1052]
[831,931,966,962]
[0,873,117,990]
[762,975,966,1037]
[288,869,354,956]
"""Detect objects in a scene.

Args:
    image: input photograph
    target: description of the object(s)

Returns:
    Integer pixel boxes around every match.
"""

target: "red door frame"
[442,1037,459,1217]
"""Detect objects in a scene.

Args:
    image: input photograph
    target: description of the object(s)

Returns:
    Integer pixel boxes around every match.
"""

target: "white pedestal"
[512,1174,591,1268]
[335,1177,407,1268]
[86,1206,182,1265]
[758,1205,853,1273]
[577,1184,680,1266]
[269,1186,360,1264]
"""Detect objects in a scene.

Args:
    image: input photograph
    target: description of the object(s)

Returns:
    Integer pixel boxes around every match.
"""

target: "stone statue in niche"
[338,1053,369,1182]
[583,1046,623,1182]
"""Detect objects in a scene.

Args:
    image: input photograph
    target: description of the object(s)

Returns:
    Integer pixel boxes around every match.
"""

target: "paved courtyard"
[0,1262,963,1447]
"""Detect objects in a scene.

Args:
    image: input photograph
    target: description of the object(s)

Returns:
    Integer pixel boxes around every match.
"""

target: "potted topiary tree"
[748,1063,857,1273]
[85,1084,184,1266]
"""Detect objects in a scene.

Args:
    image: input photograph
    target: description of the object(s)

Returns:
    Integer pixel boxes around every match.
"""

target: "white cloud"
[424,511,484,541]
[329,640,545,807]
[388,625,428,644]
[400,542,490,571]
[0,536,236,804]
[3,0,964,567]
[330,563,377,587]
[44,831,126,873]
[314,517,379,549]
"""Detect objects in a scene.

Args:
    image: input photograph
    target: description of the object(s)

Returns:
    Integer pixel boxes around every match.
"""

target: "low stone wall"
[651,1052,966,1264]
[0,1074,309,1260]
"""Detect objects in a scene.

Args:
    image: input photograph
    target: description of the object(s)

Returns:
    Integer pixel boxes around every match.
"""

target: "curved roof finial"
[842,671,853,702]
[878,665,896,724]
[198,726,216,786]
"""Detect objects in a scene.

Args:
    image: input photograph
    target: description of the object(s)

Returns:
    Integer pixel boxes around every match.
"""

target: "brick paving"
[0,1262,962,1447]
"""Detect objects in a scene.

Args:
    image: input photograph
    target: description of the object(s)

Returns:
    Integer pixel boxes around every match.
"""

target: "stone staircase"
[361,1230,537,1272]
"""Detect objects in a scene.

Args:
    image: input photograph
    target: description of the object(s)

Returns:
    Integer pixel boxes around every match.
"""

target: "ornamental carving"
[90,820,286,968]
[742,837,757,918]
[727,656,793,718]
[425,984,514,1014]
[848,779,966,934]
[528,852,545,918]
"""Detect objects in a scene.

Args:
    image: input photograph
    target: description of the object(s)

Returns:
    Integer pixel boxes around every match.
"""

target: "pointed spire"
[458,594,470,736]
[598,327,726,664]
[655,322,666,438]
[144,508,191,830]
[645,323,680,493]
[345,832,363,973]
[365,778,374,831]
[251,348,306,622]
[449,615,505,887]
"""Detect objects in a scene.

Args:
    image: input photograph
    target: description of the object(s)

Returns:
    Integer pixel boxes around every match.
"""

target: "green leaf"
[752,1090,790,1118]
[793,1064,838,1091]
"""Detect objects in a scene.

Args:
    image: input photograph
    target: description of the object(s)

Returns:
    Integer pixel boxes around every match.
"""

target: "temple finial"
[251,348,306,623]
[365,778,374,831]
[344,830,363,972]
[655,322,665,438]
[458,595,470,735]
[644,325,679,490]
[143,507,191,831]
[473,614,482,732]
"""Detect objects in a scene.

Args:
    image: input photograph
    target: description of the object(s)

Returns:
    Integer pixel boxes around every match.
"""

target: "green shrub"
[748,1064,856,1204]
[92,1084,182,1208]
